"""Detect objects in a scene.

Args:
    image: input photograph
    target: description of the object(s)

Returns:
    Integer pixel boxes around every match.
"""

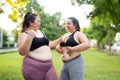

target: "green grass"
[0,48,120,80]
[83,48,120,80]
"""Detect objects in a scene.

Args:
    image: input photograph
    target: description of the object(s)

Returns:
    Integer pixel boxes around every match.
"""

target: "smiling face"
[30,16,41,31]
[64,18,76,33]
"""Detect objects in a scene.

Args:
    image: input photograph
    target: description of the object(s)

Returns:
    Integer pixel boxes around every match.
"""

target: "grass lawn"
[0,48,120,80]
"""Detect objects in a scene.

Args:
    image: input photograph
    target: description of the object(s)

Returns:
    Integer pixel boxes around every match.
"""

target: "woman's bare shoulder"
[62,33,70,38]
[76,31,85,36]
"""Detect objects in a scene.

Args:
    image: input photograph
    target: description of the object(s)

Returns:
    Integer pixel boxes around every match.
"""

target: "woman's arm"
[49,37,62,48]
[18,30,36,56]
[67,32,90,52]
[55,44,64,54]
[49,33,69,48]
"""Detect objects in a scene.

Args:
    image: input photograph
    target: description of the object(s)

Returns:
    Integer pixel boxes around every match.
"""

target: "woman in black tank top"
[56,17,90,80]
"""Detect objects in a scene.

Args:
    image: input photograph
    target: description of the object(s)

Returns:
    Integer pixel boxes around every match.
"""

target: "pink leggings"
[22,56,58,80]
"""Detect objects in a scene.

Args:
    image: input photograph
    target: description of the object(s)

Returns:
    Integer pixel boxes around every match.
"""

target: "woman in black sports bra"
[18,12,60,80]
[56,17,90,80]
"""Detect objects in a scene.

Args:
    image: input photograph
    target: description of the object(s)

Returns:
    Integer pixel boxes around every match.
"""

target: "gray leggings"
[60,55,84,80]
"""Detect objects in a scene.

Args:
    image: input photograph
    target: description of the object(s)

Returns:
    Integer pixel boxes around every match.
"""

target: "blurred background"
[0,0,120,54]
[0,0,120,80]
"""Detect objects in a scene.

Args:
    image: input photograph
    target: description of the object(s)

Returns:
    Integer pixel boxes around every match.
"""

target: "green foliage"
[0,1,4,14]
[3,30,8,47]
[72,0,120,27]
[83,22,116,48]
[40,12,66,40]
[12,29,20,43]
[72,0,120,48]
[20,0,66,40]
[6,0,29,22]
[0,28,9,47]
[6,0,65,41]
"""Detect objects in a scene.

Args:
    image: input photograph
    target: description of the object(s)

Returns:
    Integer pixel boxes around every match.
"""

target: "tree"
[0,0,4,14]
[72,0,120,28]
[6,0,29,22]
[83,21,116,49]
[6,0,65,41]
[72,0,120,50]
[0,28,8,47]
[19,0,66,40]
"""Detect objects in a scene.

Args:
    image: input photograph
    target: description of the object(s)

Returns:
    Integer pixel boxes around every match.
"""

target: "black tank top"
[25,30,49,51]
[60,31,79,47]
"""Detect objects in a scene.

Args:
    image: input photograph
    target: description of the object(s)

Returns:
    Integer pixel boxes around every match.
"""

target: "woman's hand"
[66,46,73,55]
[27,29,36,38]
[56,45,63,54]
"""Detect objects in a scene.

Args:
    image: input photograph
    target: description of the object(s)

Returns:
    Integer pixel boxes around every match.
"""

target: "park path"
[0,48,18,53]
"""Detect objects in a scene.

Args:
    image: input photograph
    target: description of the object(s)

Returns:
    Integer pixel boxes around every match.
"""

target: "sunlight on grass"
[82,48,120,80]
[0,48,120,80]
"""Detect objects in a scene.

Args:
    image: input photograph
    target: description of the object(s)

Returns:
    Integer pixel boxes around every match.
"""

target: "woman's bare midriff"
[28,46,52,61]
[61,47,80,61]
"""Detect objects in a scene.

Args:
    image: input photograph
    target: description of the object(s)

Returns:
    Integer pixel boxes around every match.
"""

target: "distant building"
[111,32,120,54]
[115,32,120,44]
[0,29,3,48]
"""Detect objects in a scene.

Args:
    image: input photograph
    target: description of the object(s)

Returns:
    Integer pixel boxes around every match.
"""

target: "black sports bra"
[25,30,49,51]
[60,31,79,47]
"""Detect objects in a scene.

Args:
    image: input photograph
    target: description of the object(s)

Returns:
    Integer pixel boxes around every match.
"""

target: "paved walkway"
[0,48,18,53]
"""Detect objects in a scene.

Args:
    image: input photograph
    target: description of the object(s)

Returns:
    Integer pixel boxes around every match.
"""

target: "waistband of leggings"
[25,56,52,63]
[63,55,81,63]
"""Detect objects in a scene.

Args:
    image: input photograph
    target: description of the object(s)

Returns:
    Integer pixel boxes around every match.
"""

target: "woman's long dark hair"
[68,17,80,31]
[22,12,37,32]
